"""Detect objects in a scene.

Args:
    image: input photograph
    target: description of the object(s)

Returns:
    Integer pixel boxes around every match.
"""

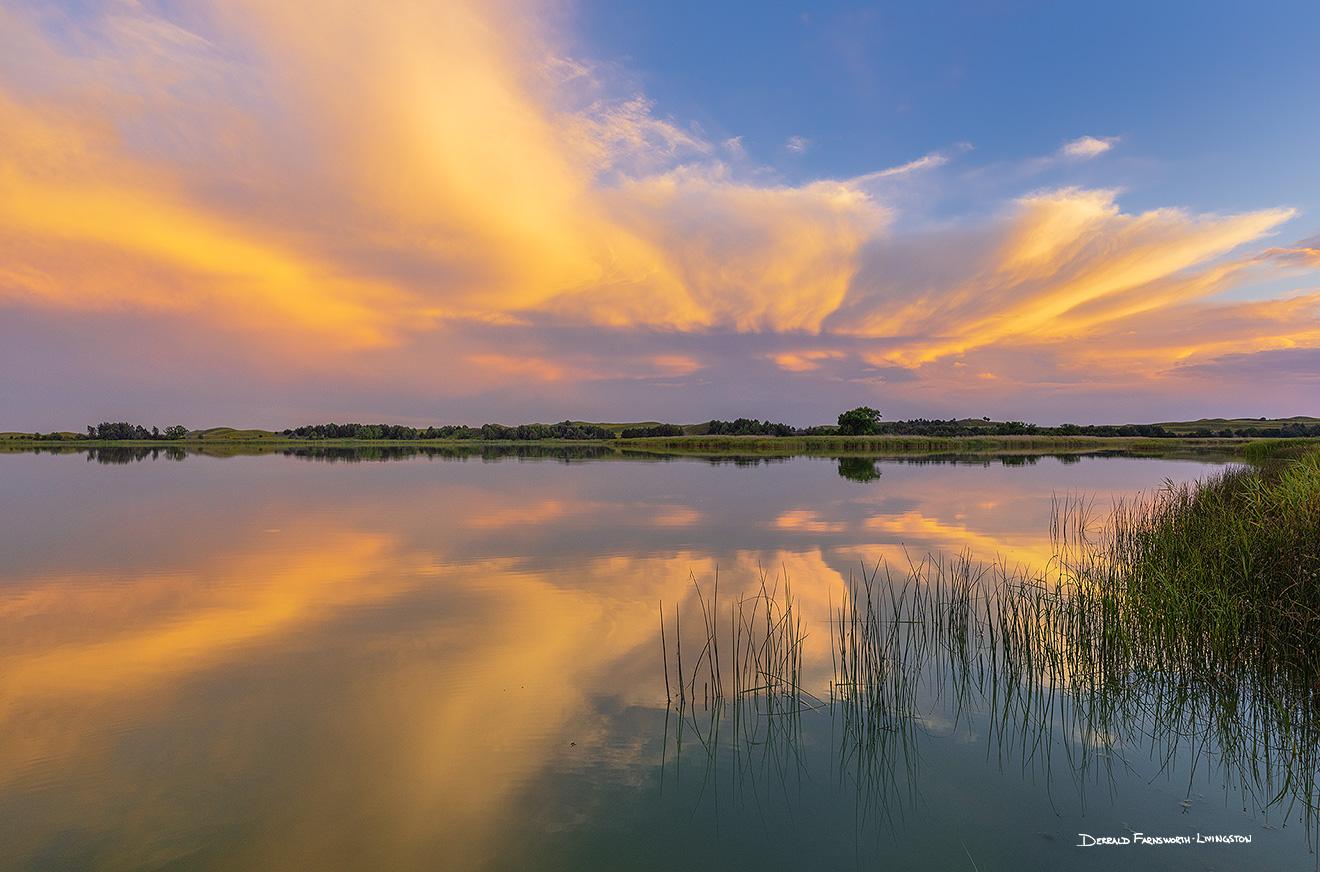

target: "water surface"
[1,450,1306,870]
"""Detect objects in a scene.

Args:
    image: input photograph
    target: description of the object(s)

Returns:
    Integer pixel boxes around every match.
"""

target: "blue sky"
[576,0,1320,222]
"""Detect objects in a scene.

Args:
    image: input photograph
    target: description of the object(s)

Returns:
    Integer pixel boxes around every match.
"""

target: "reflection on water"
[0,449,1308,870]
[80,446,190,464]
[837,456,882,481]
[659,553,1320,869]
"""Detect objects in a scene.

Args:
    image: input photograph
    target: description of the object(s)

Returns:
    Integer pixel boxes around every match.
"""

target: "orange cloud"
[842,189,1297,369]
[0,94,405,350]
[770,349,847,372]
[645,355,704,377]
[1,0,892,352]
[1083,291,1320,371]
[206,0,889,338]
[1258,246,1320,268]
[551,169,887,331]
[465,353,582,384]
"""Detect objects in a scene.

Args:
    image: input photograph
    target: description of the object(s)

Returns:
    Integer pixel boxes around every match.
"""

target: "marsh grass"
[1076,450,1320,675]
[661,566,830,812]
[624,434,1164,457]
[830,551,993,831]
[662,567,816,711]
[1043,449,1320,838]
[662,447,1320,849]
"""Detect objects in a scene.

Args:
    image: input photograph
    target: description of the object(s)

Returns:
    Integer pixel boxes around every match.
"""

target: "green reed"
[661,565,823,811]
[662,446,1320,849]
[1072,447,1320,675]
[1039,447,1320,835]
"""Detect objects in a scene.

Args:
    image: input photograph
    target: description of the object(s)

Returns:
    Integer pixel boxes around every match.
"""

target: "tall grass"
[660,446,1320,847]
[1071,449,1320,674]
[660,567,823,807]
[1044,448,1320,837]
[661,567,810,711]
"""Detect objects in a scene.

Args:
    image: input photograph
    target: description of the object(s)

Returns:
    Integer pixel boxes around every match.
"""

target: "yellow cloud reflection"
[774,509,848,533]
[1,447,1202,867]
[861,510,1059,568]
[0,533,411,707]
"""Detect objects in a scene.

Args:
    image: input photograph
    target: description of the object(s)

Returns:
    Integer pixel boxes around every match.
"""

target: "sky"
[2,0,1318,430]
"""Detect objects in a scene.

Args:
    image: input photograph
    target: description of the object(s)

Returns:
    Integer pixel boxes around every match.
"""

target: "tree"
[837,406,882,436]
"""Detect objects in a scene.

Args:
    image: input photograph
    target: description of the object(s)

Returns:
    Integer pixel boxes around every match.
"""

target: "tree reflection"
[836,457,882,482]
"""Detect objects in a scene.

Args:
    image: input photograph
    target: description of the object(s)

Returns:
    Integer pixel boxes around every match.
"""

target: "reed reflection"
[658,530,1320,864]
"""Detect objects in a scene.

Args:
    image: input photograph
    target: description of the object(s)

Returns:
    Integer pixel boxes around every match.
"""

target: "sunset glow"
[3,0,1317,426]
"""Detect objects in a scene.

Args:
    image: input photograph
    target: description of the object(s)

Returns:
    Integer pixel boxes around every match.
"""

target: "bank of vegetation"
[1068,439,1320,672]
[1004,441,1320,830]
[282,420,615,441]
[4,411,1317,449]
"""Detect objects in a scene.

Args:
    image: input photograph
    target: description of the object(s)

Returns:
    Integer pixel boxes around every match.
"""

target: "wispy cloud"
[768,350,846,372]
[563,94,711,178]
[865,152,946,179]
[1060,134,1119,159]
[1255,244,1320,268]
[853,143,974,184]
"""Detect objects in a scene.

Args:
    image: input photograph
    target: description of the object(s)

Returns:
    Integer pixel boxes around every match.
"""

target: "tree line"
[87,422,189,440]
[834,406,1176,438]
[701,418,796,437]
[1187,422,1320,438]
[619,424,685,438]
[864,419,1177,438]
[283,421,614,441]
[10,413,1318,444]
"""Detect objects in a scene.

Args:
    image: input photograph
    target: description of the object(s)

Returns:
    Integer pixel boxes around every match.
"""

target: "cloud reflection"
[0,452,1219,867]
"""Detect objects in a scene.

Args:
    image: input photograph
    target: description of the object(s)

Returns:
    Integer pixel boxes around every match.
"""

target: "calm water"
[0,450,1310,870]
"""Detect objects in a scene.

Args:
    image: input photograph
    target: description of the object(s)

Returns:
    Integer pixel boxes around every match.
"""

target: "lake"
[1,448,1312,870]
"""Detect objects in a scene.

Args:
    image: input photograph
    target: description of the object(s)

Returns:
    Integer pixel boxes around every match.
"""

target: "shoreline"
[0,433,1288,461]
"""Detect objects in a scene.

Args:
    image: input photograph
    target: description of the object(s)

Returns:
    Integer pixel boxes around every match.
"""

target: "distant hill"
[193,427,285,441]
[1150,417,1320,435]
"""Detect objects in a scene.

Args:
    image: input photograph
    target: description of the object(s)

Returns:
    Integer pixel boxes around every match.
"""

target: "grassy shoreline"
[610,433,1252,456]
[0,432,1297,460]
[666,439,1320,846]
[1069,440,1320,669]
